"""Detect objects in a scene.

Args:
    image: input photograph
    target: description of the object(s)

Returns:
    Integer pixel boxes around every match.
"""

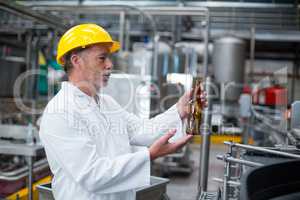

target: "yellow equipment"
[6,176,52,200]
[56,23,120,66]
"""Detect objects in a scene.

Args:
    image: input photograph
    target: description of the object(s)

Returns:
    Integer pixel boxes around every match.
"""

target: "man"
[39,24,204,200]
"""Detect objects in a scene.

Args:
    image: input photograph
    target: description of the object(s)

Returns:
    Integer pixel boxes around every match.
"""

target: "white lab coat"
[39,81,183,200]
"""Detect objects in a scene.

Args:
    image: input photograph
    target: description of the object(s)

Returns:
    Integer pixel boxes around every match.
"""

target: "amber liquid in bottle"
[186,78,203,135]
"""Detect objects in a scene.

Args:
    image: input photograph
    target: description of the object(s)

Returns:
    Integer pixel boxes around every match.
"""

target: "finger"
[175,135,193,150]
[190,87,194,95]
[199,100,208,108]
[159,129,177,144]
[197,92,207,99]
[200,93,207,98]
[200,98,207,104]
[172,134,193,149]
[187,89,193,100]
[185,106,190,114]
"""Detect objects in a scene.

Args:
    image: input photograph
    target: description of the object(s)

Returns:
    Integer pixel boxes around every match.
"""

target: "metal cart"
[37,176,170,200]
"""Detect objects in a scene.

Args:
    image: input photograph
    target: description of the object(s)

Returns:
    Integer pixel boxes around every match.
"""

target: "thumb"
[159,129,176,144]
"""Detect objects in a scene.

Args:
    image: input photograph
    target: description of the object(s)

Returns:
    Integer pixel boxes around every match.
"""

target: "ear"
[70,53,82,69]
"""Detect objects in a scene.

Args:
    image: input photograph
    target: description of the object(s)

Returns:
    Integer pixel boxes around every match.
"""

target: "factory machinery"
[0,1,69,199]
[1,1,300,200]
[0,125,49,200]
[204,100,300,200]
[196,20,300,200]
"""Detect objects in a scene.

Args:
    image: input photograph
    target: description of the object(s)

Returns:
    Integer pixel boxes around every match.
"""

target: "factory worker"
[39,24,206,200]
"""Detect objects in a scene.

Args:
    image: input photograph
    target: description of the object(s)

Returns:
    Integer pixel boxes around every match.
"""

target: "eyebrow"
[97,53,108,57]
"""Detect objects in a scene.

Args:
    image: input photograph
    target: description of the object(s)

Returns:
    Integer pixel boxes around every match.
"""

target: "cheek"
[92,70,104,82]
[88,63,103,75]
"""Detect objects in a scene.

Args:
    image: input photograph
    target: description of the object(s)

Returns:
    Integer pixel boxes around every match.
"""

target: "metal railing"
[215,141,300,200]
[0,158,48,181]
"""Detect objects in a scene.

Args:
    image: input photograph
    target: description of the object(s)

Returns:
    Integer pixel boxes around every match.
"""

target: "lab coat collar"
[61,81,99,105]
[61,81,101,115]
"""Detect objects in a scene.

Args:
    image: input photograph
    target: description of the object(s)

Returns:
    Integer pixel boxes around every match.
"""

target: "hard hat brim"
[110,41,120,53]
[58,40,120,66]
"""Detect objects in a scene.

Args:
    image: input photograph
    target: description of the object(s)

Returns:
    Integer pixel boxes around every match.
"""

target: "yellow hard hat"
[56,23,120,66]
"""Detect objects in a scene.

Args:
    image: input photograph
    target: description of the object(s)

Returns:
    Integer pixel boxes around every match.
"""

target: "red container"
[252,86,287,106]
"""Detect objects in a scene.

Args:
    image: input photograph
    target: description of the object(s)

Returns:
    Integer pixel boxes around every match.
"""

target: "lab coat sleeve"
[126,104,184,146]
[105,95,184,146]
[40,112,150,194]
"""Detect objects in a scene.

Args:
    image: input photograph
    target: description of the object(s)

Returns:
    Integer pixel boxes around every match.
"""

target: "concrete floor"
[166,144,227,200]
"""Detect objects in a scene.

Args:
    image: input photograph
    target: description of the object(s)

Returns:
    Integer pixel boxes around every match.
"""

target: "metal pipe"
[222,145,233,200]
[191,11,211,196]
[173,15,182,43]
[242,118,250,144]
[0,0,67,32]
[25,32,32,100]
[203,11,210,77]
[252,124,286,144]
[124,18,130,52]
[287,131,298,145]
[31,36,39,121]
[20,1,296,9]
[224,141,300,159]
[223,159,230,200]
[291,45,299,103]
[118,11,125,52]
[212,178,240,187]
[27,156,33,200]
[31,5,210,16]
[0,158,48,177]
[185,1,294,8]
[291,61,296,103]
[251,108,287,140]
[47,30,56,100]
[199,76,213,193]
[217,155,263,167]
[0,162,49,181]
[249,26,256,83]
[191,17,210,196]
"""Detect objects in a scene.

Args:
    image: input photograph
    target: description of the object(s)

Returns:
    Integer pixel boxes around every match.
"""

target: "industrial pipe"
[224,141,300,159]
[0,158,48,177]
[0,161,49,181]
[0,0,68,32]
[217,154,263,167]
[198,76,213,193]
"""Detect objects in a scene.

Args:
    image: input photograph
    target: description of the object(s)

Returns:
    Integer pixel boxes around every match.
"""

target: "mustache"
[103,72,111,76]
[87,68,111,75]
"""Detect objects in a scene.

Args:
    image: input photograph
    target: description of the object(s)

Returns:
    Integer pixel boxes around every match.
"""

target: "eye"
[98,56,106,62]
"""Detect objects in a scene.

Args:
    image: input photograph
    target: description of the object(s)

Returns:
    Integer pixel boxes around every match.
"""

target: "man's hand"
[176,86,206,119]
[149,129,193,160]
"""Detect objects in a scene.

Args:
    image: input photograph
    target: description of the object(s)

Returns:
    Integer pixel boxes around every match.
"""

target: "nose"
[105,57,113,70]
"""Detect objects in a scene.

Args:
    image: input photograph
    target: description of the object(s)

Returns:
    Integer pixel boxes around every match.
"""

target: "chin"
[100,81,109,88]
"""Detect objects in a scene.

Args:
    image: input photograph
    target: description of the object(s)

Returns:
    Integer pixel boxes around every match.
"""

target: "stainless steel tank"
[213,37,246,102]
